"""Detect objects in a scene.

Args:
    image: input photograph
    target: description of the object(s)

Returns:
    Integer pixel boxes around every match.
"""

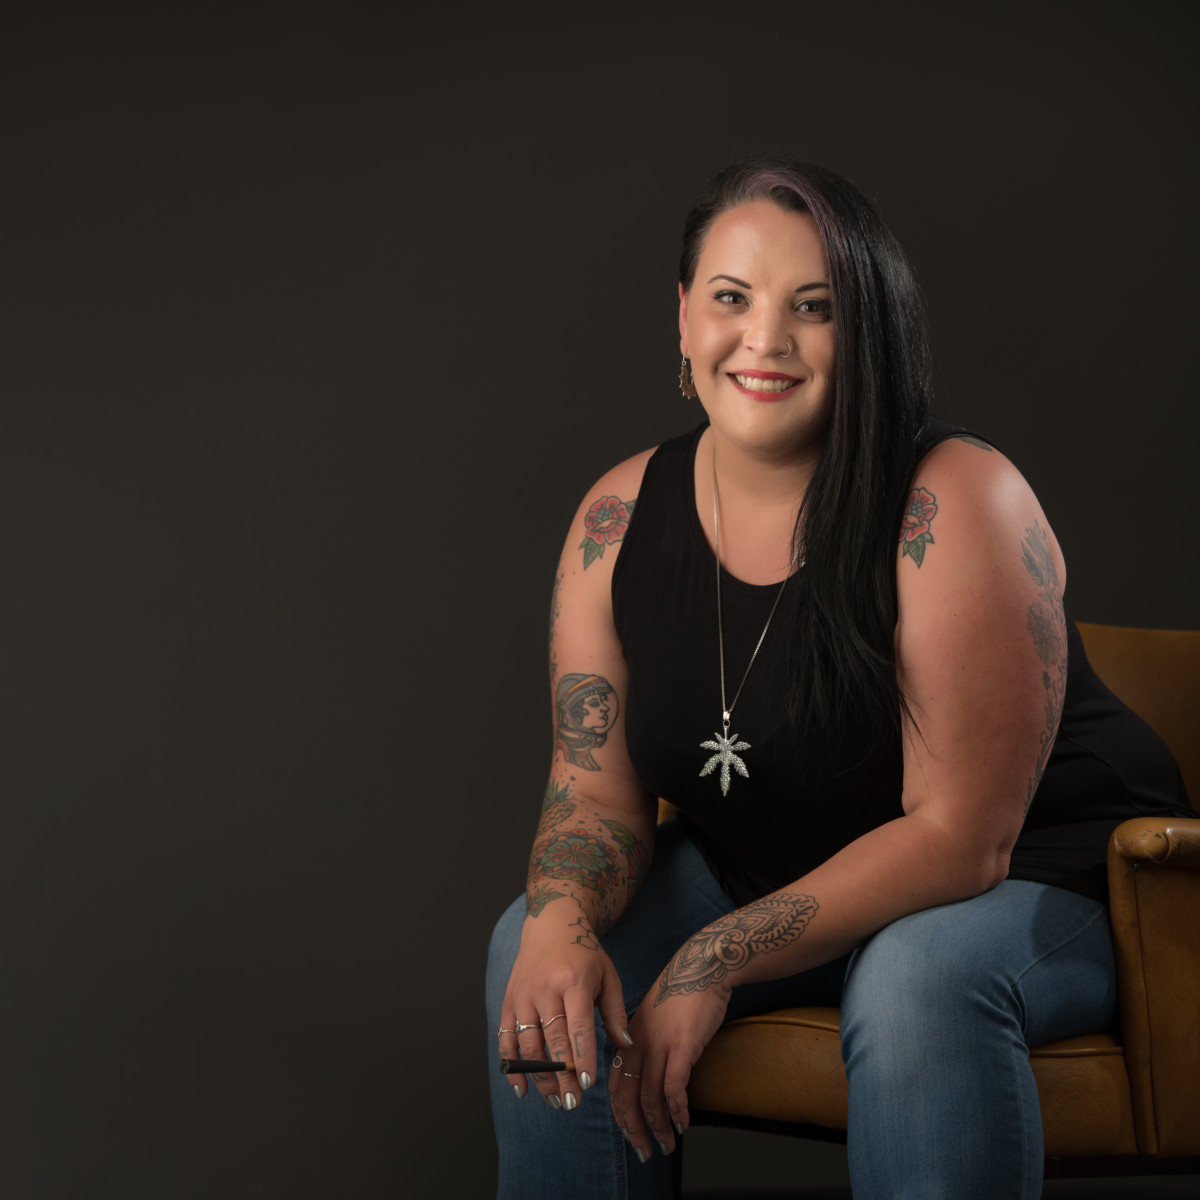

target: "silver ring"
[623,1072,642,1080]
[611,1054,624,1070]
[515,1021,539,1034]
[780,337,792,357]
[496,1027,517,1036]
[540,1013,566,1029]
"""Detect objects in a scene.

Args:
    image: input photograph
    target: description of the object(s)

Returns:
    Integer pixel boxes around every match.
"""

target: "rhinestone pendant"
[699,721,751,796]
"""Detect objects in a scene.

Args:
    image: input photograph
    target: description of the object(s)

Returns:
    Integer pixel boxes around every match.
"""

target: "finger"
[595,957,635,1055]
[662,1047,692,1142]
[496,1005,527,1099]
[638,1046,675,1158]
[516,1017,562,1109]
[563,992,601,1099]
[608,1052,653,1165]
[540,1002,582,1111]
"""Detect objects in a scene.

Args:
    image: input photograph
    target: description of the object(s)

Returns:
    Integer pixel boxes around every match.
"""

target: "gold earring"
[679,355,698,400]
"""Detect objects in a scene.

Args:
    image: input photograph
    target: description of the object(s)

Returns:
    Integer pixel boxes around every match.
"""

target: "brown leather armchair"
[672,623,1200,1180]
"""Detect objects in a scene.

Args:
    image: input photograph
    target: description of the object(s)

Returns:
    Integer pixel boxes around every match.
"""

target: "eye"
[795,297,832,321]
[713,289,747,306]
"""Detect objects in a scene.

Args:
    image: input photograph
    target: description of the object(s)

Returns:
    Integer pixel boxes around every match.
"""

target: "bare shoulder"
[568,446,657,573]
[897,434,1066,592]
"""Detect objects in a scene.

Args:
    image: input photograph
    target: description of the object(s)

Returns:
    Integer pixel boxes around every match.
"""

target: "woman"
[485,160,1188,1199]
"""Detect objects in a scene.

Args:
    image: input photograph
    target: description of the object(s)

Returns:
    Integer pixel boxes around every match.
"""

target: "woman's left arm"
[612,438,1069,1159]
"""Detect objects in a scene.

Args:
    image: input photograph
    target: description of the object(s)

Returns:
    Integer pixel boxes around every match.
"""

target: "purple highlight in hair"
[737,168,810,203]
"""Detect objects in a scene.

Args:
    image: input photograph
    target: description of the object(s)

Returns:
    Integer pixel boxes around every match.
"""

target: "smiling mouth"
[731,373,799,393]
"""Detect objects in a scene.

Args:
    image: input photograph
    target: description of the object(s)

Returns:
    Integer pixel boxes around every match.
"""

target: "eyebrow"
[706,274,830,293]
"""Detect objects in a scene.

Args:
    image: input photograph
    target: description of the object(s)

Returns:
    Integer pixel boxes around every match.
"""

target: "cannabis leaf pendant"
[699,724,751,796]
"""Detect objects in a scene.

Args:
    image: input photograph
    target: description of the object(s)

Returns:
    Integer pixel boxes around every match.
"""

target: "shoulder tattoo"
[949,434,994,452]
[899,486,938,568]
[579,495,636,569]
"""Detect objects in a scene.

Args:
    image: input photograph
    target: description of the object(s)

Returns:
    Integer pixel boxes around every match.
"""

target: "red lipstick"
[728,369,801,400]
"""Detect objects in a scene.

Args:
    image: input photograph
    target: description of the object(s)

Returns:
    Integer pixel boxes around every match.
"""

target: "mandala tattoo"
[555,674,617,771]
[655,893,820,1005]
[1020,522,1067,814]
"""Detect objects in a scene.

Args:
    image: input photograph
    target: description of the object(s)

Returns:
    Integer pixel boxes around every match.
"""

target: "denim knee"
[486,895,527,1022]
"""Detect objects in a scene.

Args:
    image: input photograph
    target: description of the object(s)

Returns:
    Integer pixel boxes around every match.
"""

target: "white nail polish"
[564,1092,577,1111]
[580,1071,593,1090]
[657,1141,671,1156]
[512,1085,523,1099]
[674,1121,684,1135]
[634,1147,649,1165]
[622,1029,634,1046]
[547,1095,562,1110]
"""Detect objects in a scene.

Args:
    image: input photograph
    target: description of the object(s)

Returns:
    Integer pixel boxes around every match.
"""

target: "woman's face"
[579,691,613,734]
[679,200,835,464]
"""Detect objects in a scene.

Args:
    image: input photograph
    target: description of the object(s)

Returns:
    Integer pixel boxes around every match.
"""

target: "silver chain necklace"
[699,447,801,796]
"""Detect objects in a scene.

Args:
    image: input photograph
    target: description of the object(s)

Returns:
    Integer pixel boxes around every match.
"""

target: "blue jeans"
[485,820,1116,1199]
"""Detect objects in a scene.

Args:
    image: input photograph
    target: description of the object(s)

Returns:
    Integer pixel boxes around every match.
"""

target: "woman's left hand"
[608,963,733,1161]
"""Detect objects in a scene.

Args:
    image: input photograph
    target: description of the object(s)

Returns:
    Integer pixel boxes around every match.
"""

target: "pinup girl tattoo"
[656,893,820,1005]
[555,674,618,771]
[1020,522,1067,813]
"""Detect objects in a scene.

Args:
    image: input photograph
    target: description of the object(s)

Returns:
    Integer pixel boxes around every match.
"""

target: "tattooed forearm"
[541,778,573,812]
[525,794,650,930]
[579,495,636,569]
[568,915,599,950]
[899,486,938,567]
[527,827,621,895]
[1020,522,1067,814]
[526,787,579,915]
[655,893,820,1005]
[526,885,566,918]
[601,817,650,902]
[548,569,563,684]
[555,673,618,770]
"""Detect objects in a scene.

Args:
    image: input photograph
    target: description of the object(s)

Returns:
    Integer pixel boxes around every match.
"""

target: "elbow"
[975,849,1012,895]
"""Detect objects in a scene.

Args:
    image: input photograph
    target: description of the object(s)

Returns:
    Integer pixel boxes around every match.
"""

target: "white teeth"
[734,374,796,392]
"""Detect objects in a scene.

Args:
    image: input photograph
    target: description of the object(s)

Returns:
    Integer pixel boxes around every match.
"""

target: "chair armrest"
[1111,818,1200,867]
[1107,816,1200,1156]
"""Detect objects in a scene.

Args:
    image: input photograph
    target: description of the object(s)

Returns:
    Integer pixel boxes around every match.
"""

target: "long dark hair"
[680,159,933,767]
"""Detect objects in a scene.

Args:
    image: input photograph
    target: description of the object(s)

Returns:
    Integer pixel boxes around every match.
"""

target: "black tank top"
[612,422,1189,905]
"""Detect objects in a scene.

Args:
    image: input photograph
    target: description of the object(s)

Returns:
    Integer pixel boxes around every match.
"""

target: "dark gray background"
[2,2,1196,1196]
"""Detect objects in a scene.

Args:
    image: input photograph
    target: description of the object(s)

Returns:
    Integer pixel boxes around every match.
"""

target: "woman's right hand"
[498,910,633,1111]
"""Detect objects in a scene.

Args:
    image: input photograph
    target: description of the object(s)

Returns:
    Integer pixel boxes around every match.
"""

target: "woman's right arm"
[499,449,658,1113]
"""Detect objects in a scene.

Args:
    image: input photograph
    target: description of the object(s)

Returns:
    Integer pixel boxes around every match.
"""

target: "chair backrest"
[1076,622,1200,811]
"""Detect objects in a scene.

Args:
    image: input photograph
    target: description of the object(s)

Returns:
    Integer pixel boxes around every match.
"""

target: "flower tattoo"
[529,828,623,900]
[899,486,938,568]
[579,495,636,569]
